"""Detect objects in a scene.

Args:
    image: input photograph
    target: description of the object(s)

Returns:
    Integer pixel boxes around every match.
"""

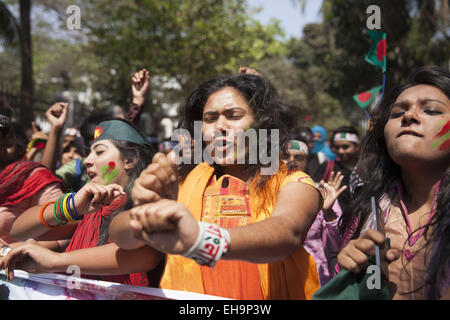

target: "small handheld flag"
[365,30,387,73]
[352,85,383,109]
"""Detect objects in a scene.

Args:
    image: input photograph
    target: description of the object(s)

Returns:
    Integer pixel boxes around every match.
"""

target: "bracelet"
[53,195,68,226]
[0,245,12,257]
[183,222,231,268]
[68,193,83,221]
[40,201,58,229]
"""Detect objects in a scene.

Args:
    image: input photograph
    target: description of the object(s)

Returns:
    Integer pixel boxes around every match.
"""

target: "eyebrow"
[92,143,108,150]
[393,98,446,108]
[419,98,446,106]
[203,107,245,114]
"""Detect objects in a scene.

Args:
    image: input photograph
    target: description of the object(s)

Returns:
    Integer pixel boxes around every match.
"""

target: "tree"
[0,0,34,126]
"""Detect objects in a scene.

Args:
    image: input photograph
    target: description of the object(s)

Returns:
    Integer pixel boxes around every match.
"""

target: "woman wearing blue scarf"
[311,126,336,161]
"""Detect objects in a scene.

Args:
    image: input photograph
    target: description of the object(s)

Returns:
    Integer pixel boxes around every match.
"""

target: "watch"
[0,245,12,257]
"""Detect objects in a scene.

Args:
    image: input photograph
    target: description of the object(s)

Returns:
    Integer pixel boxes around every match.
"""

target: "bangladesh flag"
[365,30,387,72]
[353,86,383,109]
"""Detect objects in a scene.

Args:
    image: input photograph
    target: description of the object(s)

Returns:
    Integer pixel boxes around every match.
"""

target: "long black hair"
[178,74,301,188]
[96,119,154,245]
[340,66,450,298]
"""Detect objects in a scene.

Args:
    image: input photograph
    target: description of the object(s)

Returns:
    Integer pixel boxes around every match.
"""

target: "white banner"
[0,270,229,300]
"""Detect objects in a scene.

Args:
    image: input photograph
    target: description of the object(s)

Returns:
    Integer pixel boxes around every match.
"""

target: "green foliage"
[82,0,286,110]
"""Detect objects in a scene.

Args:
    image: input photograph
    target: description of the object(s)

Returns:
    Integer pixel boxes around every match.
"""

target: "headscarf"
[311,126,336,160]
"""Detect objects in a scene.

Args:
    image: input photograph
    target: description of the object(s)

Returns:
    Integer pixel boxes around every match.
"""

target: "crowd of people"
[0,65,448,300]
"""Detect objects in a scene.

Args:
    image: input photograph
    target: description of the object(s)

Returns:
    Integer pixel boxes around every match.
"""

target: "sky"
[247,0,323,39]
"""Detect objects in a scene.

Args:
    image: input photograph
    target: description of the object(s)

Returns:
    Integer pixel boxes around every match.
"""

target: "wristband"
[0,245,12,257]
[183,222,231,268]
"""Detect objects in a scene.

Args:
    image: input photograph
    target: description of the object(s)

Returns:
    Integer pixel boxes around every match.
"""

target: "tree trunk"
[20,0,33,126]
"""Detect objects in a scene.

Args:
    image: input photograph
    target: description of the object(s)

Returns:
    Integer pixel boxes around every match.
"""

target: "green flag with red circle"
[365,30,387,73]
[353,85,383,109]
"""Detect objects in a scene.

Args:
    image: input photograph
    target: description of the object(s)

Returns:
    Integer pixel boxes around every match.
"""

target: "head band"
[333,132,360,144]
[287,140,309,155]
[0,114,10,129]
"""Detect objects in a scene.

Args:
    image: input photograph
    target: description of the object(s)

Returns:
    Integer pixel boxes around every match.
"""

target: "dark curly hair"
[178,74,301,188]
[340,66,450,299]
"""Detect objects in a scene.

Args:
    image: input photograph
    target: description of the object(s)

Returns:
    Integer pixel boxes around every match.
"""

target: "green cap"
[93,119,150,146]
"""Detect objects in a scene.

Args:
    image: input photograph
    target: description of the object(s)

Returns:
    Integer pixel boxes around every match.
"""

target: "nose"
[215,115,228,133]
[402,105,420,125]
[84,152,94,168]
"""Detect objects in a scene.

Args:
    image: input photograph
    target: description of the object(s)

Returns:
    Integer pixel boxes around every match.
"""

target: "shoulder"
[280,170,324,208]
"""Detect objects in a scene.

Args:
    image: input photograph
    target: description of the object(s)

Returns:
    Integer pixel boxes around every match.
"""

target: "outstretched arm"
[112,181,320,264]
[41,102,69,172]
[126,69,150,125]
[11,182,125,241]
[0,240,163,281]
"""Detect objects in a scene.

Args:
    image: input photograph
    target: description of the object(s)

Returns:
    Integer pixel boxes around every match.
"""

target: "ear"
[124,158,135,170]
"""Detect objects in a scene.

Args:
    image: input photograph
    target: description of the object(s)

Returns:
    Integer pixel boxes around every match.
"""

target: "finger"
[131,200,175,233]
[328,171,335,183]
[142,200,179,232]
[152,153,178,198]
[137,171,165,195]
[353,238,377,257]
[129,219,144,240]
[385,248,401,262]
[132,185,162,206]
[338,254,364,274]
[334,174,345,189]
[335,185,348,197]
[361,229,385,247]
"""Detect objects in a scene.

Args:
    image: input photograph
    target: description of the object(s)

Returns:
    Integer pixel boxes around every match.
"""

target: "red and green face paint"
[432,120,450,151]
[102,161,119,185]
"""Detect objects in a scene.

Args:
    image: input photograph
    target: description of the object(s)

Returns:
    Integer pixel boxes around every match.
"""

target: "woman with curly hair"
[337,66,450,299]
[109,73,324,299]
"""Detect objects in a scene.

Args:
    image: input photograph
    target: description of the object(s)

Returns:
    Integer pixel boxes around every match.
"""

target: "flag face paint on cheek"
[101,161,119,185]
[431,120,450,150]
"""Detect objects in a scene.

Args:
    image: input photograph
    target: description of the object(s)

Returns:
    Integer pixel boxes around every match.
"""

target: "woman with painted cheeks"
[1,119,163,287]
[337,66,450,299]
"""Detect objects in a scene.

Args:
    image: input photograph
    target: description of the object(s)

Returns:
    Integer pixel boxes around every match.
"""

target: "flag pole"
[382,72,386,97]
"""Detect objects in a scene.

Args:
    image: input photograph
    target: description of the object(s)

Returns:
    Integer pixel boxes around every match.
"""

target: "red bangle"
[40,201,57,229]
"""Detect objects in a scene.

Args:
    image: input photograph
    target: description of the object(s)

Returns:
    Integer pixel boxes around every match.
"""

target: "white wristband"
[0,245,12,257]
[183,222,231,268]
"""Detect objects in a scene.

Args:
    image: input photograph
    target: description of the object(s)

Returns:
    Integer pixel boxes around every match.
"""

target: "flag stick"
[371,196,381,267]
[382,72,386,97]
[364,109,371,119]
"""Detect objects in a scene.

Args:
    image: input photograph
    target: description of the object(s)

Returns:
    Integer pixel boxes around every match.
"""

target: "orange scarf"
[159,163,320,299]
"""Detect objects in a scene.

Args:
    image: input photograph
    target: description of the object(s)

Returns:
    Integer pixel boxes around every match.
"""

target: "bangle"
[40,201,57,229]
[62,193,73,222]
[53,195,68,226]
[183,222,231,268]
[0,245,12,257]
[67,193,82,221]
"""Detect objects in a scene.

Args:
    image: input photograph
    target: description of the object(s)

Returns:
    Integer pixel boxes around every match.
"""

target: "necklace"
[396,180,440,262]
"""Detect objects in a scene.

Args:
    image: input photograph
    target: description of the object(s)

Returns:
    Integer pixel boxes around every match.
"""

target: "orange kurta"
[159,162,322,299]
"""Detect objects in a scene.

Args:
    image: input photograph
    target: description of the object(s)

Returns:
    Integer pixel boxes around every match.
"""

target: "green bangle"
[59,194,69,224]
[54,195,68,226]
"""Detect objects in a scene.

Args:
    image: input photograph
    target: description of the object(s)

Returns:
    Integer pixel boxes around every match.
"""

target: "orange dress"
[159,163,322,299]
